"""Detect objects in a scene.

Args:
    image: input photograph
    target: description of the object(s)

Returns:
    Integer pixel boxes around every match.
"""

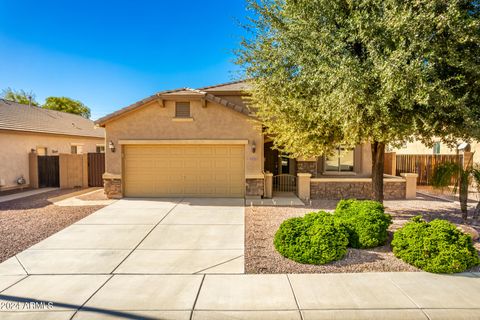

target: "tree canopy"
[237,0,480,201]
[43,96,91,118]
[1,88,92,119]
[1,88,39,106]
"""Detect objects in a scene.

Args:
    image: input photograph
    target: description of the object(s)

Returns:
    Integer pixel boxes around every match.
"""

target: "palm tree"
[432,161,480,223]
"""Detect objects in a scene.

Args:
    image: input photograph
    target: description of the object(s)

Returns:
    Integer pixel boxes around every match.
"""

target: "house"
[96,80,414,200]
[0,99,105,191]
[390,140,480,165]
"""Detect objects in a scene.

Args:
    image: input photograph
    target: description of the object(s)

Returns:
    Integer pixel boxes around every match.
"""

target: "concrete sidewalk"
[0,272,479,319]
[0,188,57,203]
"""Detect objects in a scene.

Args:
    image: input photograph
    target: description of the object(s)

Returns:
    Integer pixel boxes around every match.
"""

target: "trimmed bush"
[392,216,480,273]
[334,199,392,248]
[274,211,349,264]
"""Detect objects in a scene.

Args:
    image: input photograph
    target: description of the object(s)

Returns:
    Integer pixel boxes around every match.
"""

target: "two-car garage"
[123,144,245,198]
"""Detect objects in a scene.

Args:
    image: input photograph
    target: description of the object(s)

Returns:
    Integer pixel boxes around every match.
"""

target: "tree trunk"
[459,171,469,222]
[371,141,385,203]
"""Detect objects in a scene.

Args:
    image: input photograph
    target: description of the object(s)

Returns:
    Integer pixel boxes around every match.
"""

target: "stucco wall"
[0,130,104,190]
[103,99,264,177]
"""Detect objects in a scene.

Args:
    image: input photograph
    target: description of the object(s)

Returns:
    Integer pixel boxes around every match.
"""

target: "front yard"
[245,194,480,274]
[0,189,104,262]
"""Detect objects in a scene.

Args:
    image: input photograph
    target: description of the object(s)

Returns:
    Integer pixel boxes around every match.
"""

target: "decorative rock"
[457,224,479,241]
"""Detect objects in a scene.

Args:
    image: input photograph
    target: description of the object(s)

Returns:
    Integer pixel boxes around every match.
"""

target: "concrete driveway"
[1,198,480,319]
[12,198,245,275]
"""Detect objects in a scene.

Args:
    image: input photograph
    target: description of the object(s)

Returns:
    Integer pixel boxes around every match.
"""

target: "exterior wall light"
[108,140,116,153]
[251,140,256,153]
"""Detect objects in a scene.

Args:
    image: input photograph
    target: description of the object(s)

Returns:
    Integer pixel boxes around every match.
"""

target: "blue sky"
[0,0,249,119]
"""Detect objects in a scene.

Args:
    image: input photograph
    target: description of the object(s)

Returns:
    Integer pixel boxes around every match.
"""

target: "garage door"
[123,145,245,197]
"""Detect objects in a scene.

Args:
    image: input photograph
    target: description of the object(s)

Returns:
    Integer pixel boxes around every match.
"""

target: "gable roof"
[198,80,251,93]
[95,87,253,127]
[0,99,104,138]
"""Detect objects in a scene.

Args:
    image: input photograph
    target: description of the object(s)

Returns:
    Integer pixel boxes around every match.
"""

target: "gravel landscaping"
[245,194,480,274]
[0,189,104,262]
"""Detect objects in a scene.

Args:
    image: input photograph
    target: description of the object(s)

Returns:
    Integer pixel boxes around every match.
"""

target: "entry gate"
[273,174,297,192]
[88,153,105,187]
[38,156,59,188]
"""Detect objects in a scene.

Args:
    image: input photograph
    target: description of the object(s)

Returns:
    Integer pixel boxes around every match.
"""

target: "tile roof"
[198,80,251,92]
[0,99,104,138]
[95,87,254,126]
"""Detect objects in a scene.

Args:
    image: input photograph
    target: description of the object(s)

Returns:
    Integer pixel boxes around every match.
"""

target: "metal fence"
[273,174,297,192]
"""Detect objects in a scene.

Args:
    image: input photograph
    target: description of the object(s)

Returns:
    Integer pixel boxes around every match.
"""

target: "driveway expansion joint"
[109,198,184,274]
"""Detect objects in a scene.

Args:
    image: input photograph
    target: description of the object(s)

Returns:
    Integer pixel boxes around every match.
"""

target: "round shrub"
[392,216,480,273]
[274,211,349,264]
[334,199,392,248]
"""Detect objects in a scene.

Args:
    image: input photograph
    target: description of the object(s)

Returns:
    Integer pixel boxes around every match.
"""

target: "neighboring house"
[390,140,480,165]
[96,80,412,200]
[0,99,105,191]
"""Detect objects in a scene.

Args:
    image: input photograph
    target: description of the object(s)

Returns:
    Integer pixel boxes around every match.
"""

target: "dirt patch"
[245,195,480,274]
[0,189,104,263]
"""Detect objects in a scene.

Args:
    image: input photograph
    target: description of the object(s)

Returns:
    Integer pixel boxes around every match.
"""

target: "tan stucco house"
[96,80,412,200]
[0,99,105,191]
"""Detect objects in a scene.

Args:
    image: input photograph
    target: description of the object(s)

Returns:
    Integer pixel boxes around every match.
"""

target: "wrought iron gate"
[273,174,297,192]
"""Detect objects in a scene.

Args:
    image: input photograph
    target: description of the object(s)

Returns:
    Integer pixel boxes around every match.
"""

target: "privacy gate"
[88,153,105,187]
[37,156,60,188]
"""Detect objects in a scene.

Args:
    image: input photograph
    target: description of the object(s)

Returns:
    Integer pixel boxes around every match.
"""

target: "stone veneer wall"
[297,161,317,177]
[246,178,264,197]
[104,178,122,199]
[310,179,406,200]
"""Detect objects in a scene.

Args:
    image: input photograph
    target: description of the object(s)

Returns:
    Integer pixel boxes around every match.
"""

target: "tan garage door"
[123,145,245,197]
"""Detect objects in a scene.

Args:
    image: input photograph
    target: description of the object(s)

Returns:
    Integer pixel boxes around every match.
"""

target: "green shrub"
[334,199,392,248]
[392,216,480,273]
[274,211,349,264]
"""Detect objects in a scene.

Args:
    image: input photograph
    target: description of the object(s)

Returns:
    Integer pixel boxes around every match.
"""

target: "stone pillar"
[103,173,122,199]
[264,173,273,199]
[28,152,39,189]
[246,178,264,198]
[401,173,418,200]
[297,173,311,201]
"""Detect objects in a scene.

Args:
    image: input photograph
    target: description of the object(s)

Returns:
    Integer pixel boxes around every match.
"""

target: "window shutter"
[175,102,190,118]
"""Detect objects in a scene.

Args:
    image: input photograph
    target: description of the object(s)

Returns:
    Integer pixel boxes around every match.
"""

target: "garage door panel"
[124,145,245,197]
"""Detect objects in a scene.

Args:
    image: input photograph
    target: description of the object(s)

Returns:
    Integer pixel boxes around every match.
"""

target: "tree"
[1,88,39,106]
[43,96,91,118]
[236,0,480,202]
[432,161,480,222]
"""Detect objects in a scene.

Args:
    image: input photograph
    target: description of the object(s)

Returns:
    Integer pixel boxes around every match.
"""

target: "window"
[96,145,105,153]
[433,142,441,154]
[71,145,83,154]
[36,147,47,155]
[175,102,190,118]
[325,147,354,172]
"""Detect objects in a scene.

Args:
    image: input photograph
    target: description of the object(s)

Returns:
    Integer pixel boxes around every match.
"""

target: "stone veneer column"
[297,173,311,201]
[103,173,122,199]
[401,173,418,199]
[246,178,265,198]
